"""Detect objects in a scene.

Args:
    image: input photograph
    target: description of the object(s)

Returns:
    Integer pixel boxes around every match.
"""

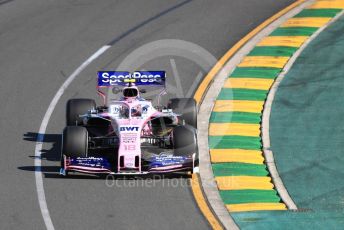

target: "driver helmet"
[123,86,139,99]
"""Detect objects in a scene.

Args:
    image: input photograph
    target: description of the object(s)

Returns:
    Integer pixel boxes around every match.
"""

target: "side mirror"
[112,87,121,94]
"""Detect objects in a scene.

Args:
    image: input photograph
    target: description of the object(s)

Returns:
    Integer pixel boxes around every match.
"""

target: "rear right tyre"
[66,98,96,126]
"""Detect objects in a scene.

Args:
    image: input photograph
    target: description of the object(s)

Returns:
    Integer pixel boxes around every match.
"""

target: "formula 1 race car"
[60,71,198,176]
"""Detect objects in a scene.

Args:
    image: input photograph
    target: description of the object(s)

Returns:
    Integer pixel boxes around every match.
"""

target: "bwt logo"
[120,126,140,132]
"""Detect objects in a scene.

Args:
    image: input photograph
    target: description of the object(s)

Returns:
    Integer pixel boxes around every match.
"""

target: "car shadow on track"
[19,132,191,180]
[23,132,61,162]
[19,132,64,178]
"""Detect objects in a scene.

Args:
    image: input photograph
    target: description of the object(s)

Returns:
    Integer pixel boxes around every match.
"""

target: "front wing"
[60,154,195,176]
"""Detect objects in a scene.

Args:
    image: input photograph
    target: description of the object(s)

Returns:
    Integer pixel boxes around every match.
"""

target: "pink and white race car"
[60,71,198,176]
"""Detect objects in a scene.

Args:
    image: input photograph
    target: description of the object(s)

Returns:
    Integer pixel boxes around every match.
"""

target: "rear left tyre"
[168,98,197,129]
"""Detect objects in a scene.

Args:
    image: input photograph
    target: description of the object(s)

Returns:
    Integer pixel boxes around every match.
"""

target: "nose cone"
[118,125,142,172]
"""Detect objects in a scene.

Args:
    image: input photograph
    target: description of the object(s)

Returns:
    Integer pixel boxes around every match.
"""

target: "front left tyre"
[172,125,199,173]
[172,125,197,156]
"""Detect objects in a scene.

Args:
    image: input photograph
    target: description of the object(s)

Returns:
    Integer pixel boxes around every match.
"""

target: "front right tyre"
[62,126,88,158]
[60,126,89,176]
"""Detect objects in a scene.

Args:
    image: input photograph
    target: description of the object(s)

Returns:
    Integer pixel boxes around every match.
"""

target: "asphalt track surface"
[0,0,294,229]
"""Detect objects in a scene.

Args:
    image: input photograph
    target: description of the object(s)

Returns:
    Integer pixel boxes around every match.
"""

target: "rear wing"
[97,71,166,87]
[97,71,166,106]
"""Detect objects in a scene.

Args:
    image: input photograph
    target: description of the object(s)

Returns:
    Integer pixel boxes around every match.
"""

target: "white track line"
[262,9,344,210]
[34,45,110,230]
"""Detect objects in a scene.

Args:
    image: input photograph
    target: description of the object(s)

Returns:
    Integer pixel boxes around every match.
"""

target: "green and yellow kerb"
[208,0,344,212]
